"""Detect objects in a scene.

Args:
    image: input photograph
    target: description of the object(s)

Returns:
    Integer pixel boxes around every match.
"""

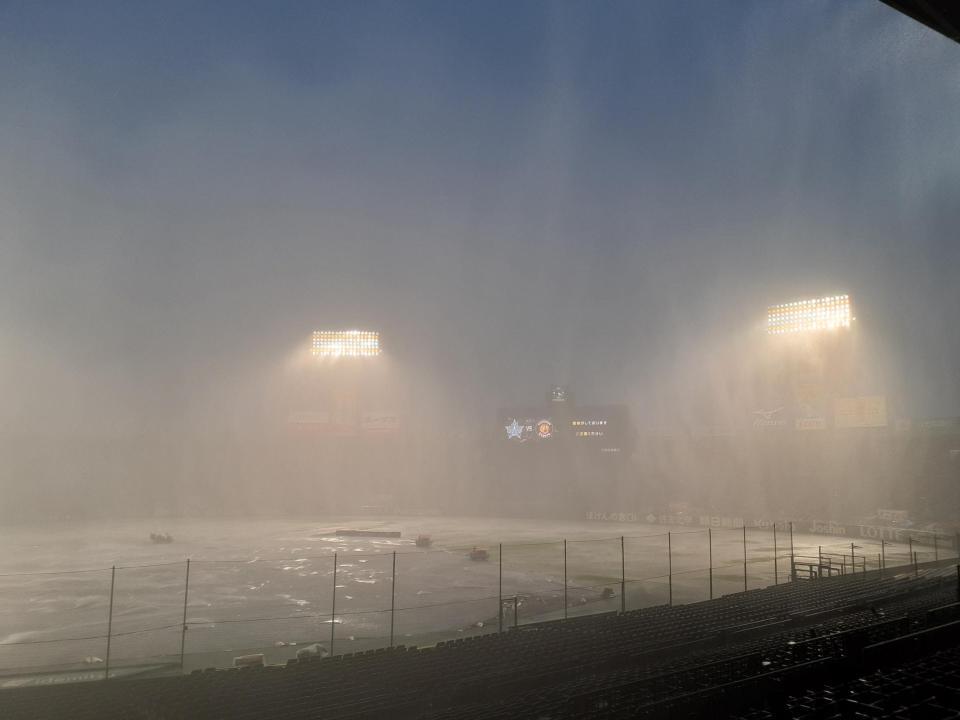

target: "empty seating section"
[2,565,959,719]
[733,645,960,719]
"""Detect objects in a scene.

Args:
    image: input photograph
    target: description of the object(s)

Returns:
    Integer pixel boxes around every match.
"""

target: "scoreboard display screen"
[503,415,554,442]
[499,401,632,454]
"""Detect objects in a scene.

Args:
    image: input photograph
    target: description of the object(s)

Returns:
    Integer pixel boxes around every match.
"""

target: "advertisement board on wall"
[834,395,887,428]
[360,412,401,434]
[751,407,788,429]
[795,417,827,430]
[916,418,960,434]
[289,410,400,436]
[288,411,357,436]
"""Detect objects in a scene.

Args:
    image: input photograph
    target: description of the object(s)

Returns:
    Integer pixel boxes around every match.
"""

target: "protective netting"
[0,528,953,673]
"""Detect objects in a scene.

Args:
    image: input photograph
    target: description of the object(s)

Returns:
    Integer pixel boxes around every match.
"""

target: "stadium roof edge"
[879,0,960,44]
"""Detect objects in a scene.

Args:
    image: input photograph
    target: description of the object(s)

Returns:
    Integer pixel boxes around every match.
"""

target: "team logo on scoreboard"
[537,419,553,439]
[505,417,546,442]
[505,419,525,440]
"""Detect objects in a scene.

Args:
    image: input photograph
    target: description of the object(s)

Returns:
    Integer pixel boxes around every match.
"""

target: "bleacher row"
[2,564,959,719]
[733,640,960,719]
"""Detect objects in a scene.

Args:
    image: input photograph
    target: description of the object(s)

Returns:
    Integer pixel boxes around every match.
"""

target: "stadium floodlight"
[310,330,381,357]
[766,295,852,335]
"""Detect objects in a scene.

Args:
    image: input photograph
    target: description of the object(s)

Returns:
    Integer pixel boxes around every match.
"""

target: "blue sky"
[1,1,958,434]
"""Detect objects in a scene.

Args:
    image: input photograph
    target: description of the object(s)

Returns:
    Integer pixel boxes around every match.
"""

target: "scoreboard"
[499,402,632,454]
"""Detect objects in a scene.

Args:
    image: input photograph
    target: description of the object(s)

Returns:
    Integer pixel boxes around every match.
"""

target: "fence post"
[934,534,939,562]
[104,565,116,681]
[620,536,626,614]
[390,551,396,648]
[851,542,856,575]
[789,522,795,582]
[330,552,337,655]
[667,532,673,606]
[499,543,504,632]
[818,546,823,577]
[563,539,568,620]
[881,539,886,570]
[773,523,778,585]
[708,528,713,600]
[878,553,882,578]
[914,551,919,577]
[909,536,913,570]
[742,526,748,592]
[179,559,191,671]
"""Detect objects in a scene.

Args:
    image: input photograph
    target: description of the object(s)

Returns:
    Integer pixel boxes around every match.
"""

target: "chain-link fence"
[1,525,956,679]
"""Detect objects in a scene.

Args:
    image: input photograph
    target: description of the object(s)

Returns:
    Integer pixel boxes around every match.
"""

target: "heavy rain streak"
[0,0,957,685]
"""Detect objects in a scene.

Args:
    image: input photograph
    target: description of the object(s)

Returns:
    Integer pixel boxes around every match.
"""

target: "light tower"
[284,329,388,512]
[764,294,858,426]
[766,294,853,335]
[761,293,885,518]
[308,330,382,431]
[310,330,382,358]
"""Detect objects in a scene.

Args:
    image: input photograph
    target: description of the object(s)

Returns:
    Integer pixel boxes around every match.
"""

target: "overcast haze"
[1,1,958,518]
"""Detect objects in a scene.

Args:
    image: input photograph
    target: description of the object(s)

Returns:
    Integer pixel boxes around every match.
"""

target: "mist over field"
[1,1,958,522]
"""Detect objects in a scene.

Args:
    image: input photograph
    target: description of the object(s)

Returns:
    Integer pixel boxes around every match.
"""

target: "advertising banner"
[360,411,401,434]
[834,395,887,428]
[288,411,357,436]
[916,418,960,434]
[289,410,400,436]
[751,406,789,429]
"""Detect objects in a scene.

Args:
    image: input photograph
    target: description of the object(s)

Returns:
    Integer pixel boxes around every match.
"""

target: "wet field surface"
[0,516,918,675]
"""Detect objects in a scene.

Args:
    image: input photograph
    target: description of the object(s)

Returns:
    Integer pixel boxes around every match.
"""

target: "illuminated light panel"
[766,295,852,335]
[311,330,381,357]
